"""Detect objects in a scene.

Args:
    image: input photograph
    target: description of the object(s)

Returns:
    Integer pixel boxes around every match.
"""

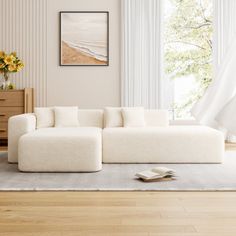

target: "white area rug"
[0,151,236,191]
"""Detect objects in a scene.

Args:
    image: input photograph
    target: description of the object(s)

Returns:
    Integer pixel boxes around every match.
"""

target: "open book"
[135,167,176,181]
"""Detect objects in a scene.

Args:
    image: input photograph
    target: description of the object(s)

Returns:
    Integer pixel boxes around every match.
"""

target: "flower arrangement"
[0,51,24,90]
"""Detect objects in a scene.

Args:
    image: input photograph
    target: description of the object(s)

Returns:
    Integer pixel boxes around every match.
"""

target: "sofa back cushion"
[145,110,169,127]
[78,109,104,128]
[104,107,169,128]
[104,107,123,128]
[122,107,146,127]
[34,108,168,129]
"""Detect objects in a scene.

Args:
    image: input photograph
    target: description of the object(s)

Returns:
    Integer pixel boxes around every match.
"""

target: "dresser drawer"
[0,122,8,138]
[0,107,24,122]
[0,91,24,107]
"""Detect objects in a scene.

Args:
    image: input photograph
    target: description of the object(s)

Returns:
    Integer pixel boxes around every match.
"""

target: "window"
[162,0,213,120]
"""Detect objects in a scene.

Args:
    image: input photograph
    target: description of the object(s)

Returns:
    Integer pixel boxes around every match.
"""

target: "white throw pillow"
[54,106,79,127]
[122,107,146,127]
[34,107,54,129]
[104,107,123,128]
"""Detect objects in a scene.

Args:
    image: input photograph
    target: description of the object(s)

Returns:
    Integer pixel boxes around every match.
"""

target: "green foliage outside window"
[164,0,213,118]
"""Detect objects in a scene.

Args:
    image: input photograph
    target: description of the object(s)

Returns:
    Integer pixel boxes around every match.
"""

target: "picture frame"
[60,11,109,66]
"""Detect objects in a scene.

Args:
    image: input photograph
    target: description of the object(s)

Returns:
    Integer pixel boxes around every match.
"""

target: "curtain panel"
[121,0,161,108]
[191,0,236,137]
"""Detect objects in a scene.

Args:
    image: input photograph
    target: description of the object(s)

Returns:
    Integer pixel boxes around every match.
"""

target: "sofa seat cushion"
[18,127,102,172]
[103,126,224,163]
[20,127,101,138]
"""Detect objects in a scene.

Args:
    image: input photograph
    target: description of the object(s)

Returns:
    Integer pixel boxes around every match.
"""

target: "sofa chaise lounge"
[8,108,224,172]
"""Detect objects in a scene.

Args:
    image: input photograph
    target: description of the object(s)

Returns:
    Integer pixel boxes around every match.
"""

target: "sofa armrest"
[8,113,36,163]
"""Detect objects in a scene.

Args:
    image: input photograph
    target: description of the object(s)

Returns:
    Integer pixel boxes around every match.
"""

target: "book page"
[152,167,175,176]
[135,170,162,179]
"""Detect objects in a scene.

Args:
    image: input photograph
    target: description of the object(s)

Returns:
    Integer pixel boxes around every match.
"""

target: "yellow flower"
[16,62,24,71]
[11,52,17,57]
[18,61,24,66]
[0,51,5,58]
[0,63,5,69]
[8,64,17,72]
[16,67,21,72]
[4,55,14,65]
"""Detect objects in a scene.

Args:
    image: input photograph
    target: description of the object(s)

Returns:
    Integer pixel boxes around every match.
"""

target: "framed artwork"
[60,11,109,66]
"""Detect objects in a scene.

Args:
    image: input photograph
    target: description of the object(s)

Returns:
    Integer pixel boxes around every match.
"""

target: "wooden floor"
[226,142,236,151]
[0,192,236,235]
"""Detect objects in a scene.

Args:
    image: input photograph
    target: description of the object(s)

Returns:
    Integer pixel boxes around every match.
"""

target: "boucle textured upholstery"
[54,106,79,127]
[103,108,169,128]
[18,127,102,172]
[144,110,169,127]
[35,107,54,128]
[8,114,36,163]
[78,109,104,128]
[8,110,104,163]
[104,107,123,127]
[122,107,146,127]
[8,108,224,170]
[103,126,224,163]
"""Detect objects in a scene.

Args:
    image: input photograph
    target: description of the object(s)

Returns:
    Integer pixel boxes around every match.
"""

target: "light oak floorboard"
[226,142,236,151]
[0,192,236,235]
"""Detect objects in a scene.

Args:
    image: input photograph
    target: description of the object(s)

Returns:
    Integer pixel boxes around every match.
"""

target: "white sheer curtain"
[121,0,161,108]
[191,0,236,138]
[217,95,236,136]
[191,38,236,127]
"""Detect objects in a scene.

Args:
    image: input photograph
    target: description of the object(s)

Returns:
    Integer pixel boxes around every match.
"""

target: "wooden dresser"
[0,88,34,150]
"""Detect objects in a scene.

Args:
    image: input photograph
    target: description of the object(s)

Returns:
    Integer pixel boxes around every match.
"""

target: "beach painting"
[60,11,109,66]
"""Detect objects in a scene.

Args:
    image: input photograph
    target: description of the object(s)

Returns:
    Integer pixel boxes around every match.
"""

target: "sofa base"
[103,126,224,163]
[18,127,102,172]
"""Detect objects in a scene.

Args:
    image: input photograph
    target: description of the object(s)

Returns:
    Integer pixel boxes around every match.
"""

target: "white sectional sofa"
[8,107,225,172]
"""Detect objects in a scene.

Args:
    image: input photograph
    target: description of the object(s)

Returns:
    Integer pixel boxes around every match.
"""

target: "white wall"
[0,0,47,106]
[46,0,121,108]
[0,0,121,108]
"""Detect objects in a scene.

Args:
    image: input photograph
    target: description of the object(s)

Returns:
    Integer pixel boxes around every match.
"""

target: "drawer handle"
[0,99,6,101]
[0,129,6,132]
[0,114,6,117]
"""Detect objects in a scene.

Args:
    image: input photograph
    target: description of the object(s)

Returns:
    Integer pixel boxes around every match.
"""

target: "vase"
[1,72,13,90]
